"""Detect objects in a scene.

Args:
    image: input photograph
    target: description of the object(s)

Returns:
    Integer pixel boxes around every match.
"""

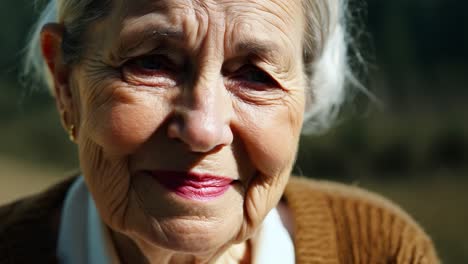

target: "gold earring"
[67,124,76,142]
[61,109,76,142]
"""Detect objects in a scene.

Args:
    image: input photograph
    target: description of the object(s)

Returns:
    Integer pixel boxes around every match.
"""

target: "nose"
[168,78,233,153]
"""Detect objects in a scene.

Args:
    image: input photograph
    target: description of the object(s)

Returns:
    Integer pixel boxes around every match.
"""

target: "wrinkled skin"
[42,0,306,262]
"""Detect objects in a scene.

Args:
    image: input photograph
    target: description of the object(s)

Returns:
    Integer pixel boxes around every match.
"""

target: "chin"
[139,213,243,254]
[124,177,246,254]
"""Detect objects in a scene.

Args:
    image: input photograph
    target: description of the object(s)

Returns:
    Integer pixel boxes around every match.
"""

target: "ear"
[40,23,77,132]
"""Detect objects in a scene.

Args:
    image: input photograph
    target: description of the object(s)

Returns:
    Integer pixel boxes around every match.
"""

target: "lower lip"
[148,170,233,201]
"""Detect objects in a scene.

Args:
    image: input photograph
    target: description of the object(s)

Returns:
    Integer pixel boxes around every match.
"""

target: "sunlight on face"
[72,0,306,258]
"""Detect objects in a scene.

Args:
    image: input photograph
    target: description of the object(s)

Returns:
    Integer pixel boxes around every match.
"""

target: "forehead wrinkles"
[224,0,304,50]
[93,0,303,67]
[114,0,303,42]
[113,0,224,51]
[223,0,304,74]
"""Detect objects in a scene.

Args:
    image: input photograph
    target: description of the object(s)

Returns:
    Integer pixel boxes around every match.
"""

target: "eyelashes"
[121,54,280,91]
[227,64,279,91]
[133,55,172,72]
[121,55,179,87]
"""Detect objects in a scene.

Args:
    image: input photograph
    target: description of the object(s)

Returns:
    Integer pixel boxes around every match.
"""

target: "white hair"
[23,0,359,134]
[302,0,350,133]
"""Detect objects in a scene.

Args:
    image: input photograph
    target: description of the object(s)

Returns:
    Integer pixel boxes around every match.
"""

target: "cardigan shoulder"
[0,175,77,264]
[285,176,440,264]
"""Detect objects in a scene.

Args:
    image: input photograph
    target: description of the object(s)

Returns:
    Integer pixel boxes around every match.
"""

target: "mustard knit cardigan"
[0,176,439,263]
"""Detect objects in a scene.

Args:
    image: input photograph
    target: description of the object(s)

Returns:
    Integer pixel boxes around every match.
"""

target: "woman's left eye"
[231,65,278,89]
[235,65,275,85]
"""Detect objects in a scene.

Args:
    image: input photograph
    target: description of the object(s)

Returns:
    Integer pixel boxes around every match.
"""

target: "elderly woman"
[0,0,438,263]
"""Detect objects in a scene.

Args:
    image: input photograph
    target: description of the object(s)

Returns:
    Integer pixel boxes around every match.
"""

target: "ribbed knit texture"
[0,176,439,263]
[284,177,440,264]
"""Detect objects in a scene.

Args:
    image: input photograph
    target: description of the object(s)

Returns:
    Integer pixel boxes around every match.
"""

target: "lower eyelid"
[125,75,178,87]
[123,60,176,77]
[122,67,178,87]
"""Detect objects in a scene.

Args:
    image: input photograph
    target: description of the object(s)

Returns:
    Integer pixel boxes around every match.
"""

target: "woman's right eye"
[122,55,178,87]
[133,55,168,71]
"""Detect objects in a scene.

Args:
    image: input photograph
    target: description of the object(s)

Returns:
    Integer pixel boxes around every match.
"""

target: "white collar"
[57,177,295,264]
[252,206,295,264]
[57,176,120,264]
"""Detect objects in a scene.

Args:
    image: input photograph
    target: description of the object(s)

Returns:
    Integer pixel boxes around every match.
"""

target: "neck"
[111,231,251,264]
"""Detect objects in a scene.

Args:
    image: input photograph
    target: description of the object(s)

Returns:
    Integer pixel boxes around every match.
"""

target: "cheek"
[233,98,304,239]
[238,101,304,178]
[81,89,171,156]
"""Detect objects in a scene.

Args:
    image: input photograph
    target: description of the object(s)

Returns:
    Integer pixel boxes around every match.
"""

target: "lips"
[148,170,234,201]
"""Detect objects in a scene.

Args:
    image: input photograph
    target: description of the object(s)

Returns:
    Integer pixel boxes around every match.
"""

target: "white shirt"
[57,176,294,264]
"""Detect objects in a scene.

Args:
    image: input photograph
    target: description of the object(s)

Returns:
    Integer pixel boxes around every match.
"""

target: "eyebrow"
[118,25,185,57]
[233,40,284,61]
[117,22,287,65]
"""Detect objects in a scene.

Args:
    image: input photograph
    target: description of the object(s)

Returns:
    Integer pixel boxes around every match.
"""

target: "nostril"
[167,120,182,140]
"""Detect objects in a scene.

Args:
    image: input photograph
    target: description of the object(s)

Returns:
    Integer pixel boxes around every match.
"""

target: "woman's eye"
[229,65,278,90]
[242,69,271,83]
[122,55,178,87]
[137,56,165,70]
[236,66,275,84]
[129,55,172,72]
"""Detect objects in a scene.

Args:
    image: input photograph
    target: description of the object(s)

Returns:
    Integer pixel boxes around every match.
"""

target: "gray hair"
[23,0,359,134]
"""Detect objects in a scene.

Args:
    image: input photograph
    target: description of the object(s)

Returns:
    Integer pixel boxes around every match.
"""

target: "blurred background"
[1,0,467,262]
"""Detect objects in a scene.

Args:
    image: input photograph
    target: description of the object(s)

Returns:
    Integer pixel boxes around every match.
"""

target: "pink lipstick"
[149,170,234,201]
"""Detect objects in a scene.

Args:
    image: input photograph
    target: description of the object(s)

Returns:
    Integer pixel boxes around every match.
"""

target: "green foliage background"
[0,0,467,262]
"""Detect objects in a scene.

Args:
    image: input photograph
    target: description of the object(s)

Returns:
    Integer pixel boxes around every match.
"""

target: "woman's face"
[61,0,305,256]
